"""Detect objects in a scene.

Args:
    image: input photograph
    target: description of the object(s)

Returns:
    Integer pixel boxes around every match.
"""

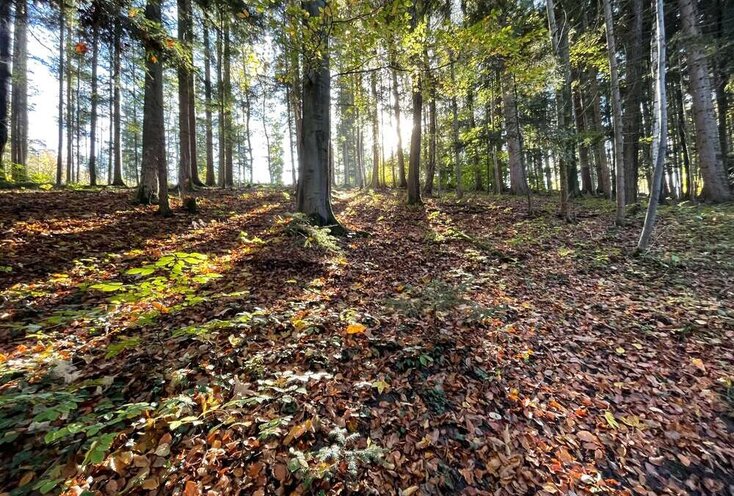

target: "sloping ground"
[0,188,732,496]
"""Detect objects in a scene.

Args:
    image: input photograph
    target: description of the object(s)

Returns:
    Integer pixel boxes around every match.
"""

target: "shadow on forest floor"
[0,187,733,495]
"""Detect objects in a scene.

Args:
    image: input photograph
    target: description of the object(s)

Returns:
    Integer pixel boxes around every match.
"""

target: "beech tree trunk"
[679,0,731,201]
[603,0,626,225]
[638,0,667,250]
[296,0,340,227]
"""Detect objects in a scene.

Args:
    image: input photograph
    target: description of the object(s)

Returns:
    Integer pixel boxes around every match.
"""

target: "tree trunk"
[679,0,731,201]
[674,71,694,200]
[621,0,644,204]
[203,23,215,186]
[138,0,168,210]
[390,59,406,188]
[638,0,667,251]
[589,69,611,197]
[573,82,592,194]
[223,20,234,188]
[111,14,124,186]
[10,0,28,181]
[451,60,462,198]
[423,89,436,196]
[502,71,527,195]
[0,0,9,176]
[177,0,194,199]
[296,0,340,227]
[603,0,626,224]
[55,5,65,185]
[66,23,74,184]
[216,18,224,188]
[407,79,423,205]
[370,70,380,189]
[88,25,99,186]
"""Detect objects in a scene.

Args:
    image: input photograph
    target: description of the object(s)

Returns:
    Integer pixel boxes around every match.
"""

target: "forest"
[0,0,733,494]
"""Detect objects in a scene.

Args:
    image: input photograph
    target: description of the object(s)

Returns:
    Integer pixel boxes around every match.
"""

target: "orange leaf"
[183,480,199,496]
[346,323,366,334]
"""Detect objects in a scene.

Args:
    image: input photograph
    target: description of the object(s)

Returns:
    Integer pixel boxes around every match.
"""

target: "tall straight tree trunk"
[88,25,99,186]
[66,30,73,184]
[502,71,527,195]
[390,57,406,188]
[111,14,124,186]
[203,23,215,186]
[547,0,573,217]
[638,0,667,250]
[674,72,693,200]
[603,0,626,224]
[679,0,731,201]
[216,16,224,187]
[141,0,169,214]
[177,0,194,197]
[589,69,611,197]
[370,70,380,189]
[296,0,340,227]
[573,83,592,194]
[423,88,436,196]
[450,59,462,198]
[10,0,28,181]
[56,5,65,185]
[467,88,482,191]
[223,20,233,188]
[0,0,9,176]
[188,7,202,187]
[622,0,644,203]
[407,78,422,205]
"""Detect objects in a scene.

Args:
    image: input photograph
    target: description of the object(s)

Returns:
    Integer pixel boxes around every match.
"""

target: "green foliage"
[283,213,341,252]
[288,427,384,484]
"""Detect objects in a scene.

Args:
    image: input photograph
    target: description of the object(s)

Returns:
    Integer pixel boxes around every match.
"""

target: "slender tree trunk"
[621,0,644,203]
[216,17,224,188]
[66,20,73,184]
[177,0,194,198]
[589,69,611,197]
[603,0,626,224]
[423,89,436,196]
[370,70,380,189]
[111,15,124,186]
[88,25,99,186]
[0,0,9,177]
[638,0,667,251]
[407,79,423,205]
[390,58,406,188]
[674,72,693,200]
[296,0,340,227]
[55,5,65,185]
[502,71,527,195]
[223,20,233,188]
[679,0,731,201]
[203,23,215,186]
[10,0,28,181]
[451,59,462,198]
[573,82,592,194]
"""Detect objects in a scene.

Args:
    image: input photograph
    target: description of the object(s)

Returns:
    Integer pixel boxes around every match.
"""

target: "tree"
[638,0,667,250]
[0,0,11,177]
[111,11,125,186]
[177,0,195,203]
[602,0,625,226]
[88,23,99,186]
[202,21,215,186]
[296,0,340,227]
[56,3,65,186]
[10,0,28,182]
[679,0,731,202]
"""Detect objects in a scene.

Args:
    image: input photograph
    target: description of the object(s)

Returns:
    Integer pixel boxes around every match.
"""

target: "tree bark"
[679,0,731,201]
[88,25,99,186]
[223,20,234,188]
[177,0,195,199]
[589,69,611,197]
[603,0,626,224]
[203,22,215,186]
[423,88,436,196]
[111,14,124,186]
[55,5,65,186]
[390,56,406,188]
[621,0,644,203]
[0,0,9,176]
[638,0,666,251]
[296,0,340,227]
[10,0,28,181]
[451,59,462,198]
[370,70,380,189]
[502,71,527,195]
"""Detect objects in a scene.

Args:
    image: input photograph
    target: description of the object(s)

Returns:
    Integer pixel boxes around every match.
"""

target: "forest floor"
[0,187,733,496]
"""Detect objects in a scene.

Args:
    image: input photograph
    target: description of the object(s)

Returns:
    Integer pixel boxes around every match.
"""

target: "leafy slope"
[0,189,732,495]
